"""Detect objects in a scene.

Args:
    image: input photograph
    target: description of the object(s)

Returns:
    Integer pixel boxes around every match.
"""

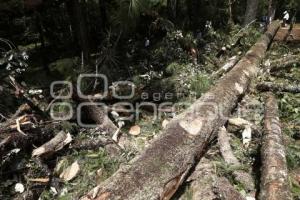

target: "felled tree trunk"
[81,21,280,200]
[214,177,246,200]
[243,0,259,26]
[259,93,291,200]
[257,82,300,93]
[269,55,300,72]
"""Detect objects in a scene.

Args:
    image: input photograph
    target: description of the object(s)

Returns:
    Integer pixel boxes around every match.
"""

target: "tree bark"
[257,82,300,93]
[80,21,280,200]
[228,0,234,26]
[243,0,259,26]
[259,93,291,200]
[167,0,178,22]
[66,0,89,62]
[214,177,246,200]
[268,0,276,22]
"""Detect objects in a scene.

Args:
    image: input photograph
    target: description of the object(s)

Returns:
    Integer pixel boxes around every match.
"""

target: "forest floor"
[0,24,300,200]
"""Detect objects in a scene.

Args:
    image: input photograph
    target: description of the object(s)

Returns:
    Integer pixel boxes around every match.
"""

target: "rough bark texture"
[259,93,291,200]
[268,0,276,22]
[257,82,300,93]
[81,21,280,200]
[184,157,217,200]
[67,0,89,61]
[218,127,239,165]
[214,177,245,200]
[243,0,259,26]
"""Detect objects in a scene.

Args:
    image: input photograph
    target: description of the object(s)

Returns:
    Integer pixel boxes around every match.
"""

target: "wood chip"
[27,177,50,183]
[129,125,141,136]
[59,160,80,181]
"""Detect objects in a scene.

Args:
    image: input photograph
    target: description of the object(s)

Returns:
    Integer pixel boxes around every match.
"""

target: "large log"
[259,93,291,200]
[81,21,280,200]
[257,82,300,93]
[214,177,246,200]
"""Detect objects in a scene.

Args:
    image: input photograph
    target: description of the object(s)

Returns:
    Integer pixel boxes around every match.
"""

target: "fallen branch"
[80,21,280,200]
[269,55,300,72]
[0,123,57,158]
[218,127,254,192]
[32,131,72,157]
[259,93,291,200]
[257,82,300,93]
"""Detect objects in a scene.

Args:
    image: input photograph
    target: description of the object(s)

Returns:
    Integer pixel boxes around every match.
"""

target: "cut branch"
[212,56,240,78]
[32,131,72,157]
[257,82,300,93]
[80,21,280,200]
[214,177,246,200]
[259,93,291,200]
[218,127,254,192]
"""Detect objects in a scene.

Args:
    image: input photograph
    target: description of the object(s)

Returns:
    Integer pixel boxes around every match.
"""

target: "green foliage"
[49,58,78,80]
[111,0,165,32]
[286,144,300,169]
[151,30,190,66]
[40,149,120,199]
[190,74,212,97]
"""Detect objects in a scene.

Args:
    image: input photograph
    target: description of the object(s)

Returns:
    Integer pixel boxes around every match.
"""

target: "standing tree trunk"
[268,0,276,22]
[167,0,178,22]
[259,93,292,200]
[34,11,49,70]
[66,0,90,62]
[80,21,280,200]
[98,0,108,32]
[228,0,234,26]
[243,0,259,26]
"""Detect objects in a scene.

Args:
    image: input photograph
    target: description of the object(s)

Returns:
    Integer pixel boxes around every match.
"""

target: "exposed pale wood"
[32,131,72,157]
[80,21,280,200]
[259,93,291,200]
[218,127,239,166]
[218,127,254,192]
[213,56,240,78]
